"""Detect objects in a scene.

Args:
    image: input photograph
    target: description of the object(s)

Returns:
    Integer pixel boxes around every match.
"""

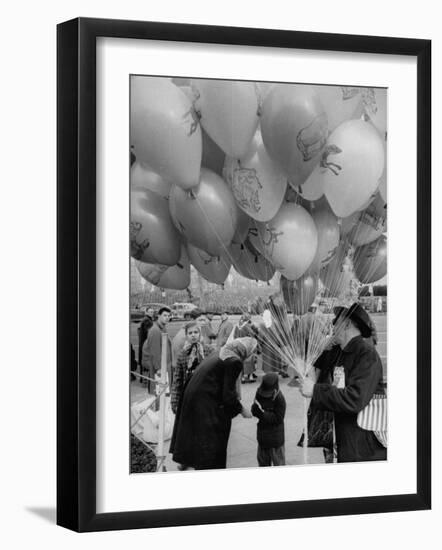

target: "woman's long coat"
[171,353,243,470]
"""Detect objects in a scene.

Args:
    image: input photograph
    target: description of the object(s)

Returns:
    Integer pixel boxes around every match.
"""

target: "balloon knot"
[177,262,183,269]
[188,189,197,199]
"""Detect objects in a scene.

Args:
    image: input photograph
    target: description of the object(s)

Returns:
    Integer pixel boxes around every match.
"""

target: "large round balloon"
[187,243,231,285]
[348,193,387,246]
[131,187,181,265]
[223,131,286,222]
[280,273,318,315]
[169,168,238,257]
[306,205,340,274]
[136,246,190,290]
[378,135,387,203]
[315,85,364,133]
[131,77,202,190]
[319,242,352,297]
[362,87,387,138]
[131,161,171,198]
[322,119,385,218]
[192,79,259,158]
[353,234,387,284]
[260,84,328,187]
[249,203,318,281]
[229,241,275,282]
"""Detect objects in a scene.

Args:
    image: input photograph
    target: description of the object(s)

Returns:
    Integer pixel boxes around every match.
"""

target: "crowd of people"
[131,301,386,470]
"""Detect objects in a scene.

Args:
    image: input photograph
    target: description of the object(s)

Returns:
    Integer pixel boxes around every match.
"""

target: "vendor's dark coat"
[313,336,386,463]
[171,353,243,470]
[251,391,286,449]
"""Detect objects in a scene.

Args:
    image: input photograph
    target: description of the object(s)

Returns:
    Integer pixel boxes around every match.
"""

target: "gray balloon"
[169,168,238,257]
[131,187,181,266]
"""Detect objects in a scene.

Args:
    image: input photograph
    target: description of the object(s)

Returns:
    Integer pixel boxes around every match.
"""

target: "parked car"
[171,302,198,320]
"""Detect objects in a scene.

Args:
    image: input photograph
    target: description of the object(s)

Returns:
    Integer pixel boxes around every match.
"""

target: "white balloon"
[315,85,364,132]
[323,120,385,218]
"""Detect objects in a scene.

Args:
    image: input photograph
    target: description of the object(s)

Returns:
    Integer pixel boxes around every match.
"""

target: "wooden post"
[157,332,168,472]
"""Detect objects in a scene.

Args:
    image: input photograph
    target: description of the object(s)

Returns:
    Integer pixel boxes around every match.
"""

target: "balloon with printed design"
[131,77,202,190]
[280,273,319,315]
[136,246,190,290]
[353,234,387,284]
[362,88,387,138]
[131,161,171,199]
[306,205,340,274]
[348,193,387,246]
[130,187,181,266]
[187,243,231,285]
[192,79,260,158]
[169,168,238,257]
[223,130,286,222]
[322,119,385,218]
[248,203,318,281]
[260,84,328,187]
[315,85,364,133]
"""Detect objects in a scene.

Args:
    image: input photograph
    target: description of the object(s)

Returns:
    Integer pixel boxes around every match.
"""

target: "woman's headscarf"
[219,337,257,362]
[182,322,205,370]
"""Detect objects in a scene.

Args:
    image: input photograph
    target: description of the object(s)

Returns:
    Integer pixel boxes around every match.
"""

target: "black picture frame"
[57,17,431,532]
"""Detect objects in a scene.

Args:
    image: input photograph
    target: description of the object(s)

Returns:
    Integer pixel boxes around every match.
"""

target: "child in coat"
[251,372,286,466]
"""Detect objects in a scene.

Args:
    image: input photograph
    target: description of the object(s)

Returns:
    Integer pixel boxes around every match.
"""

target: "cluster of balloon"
[131,77,202,190]
[136,246,191,290]
[261,85,329,188]
[130,76,387,295]
[223,129,286,222]
[280,273,319,315]
[249,202,318,281]
[169,168,238,257]
[353,234,387,284]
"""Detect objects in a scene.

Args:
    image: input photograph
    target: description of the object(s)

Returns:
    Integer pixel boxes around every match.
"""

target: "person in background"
[171,337,256,470]
[196,311,217,347]
[216,311,234,350]
[137,307,154,371]
[130,344,137,381]
[251,372,286,466]
[171,308,203,378]
[141,306,172,398]
[300,303,386,463]
[170,321,213,415]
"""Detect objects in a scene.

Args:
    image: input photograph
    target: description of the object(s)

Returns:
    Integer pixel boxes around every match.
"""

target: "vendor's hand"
[300,378,315,398]
[253,399,264,412]
[241,407,253,419]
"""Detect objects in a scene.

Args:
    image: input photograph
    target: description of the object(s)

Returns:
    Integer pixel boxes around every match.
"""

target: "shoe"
[250,373,258,380]
[280,372,289,379]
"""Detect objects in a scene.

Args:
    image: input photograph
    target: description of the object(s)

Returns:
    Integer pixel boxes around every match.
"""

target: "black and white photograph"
[129,77,388,473]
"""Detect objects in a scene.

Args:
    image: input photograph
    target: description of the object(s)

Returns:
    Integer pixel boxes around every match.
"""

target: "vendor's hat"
[333,302,373,338]
[257,372,279,398]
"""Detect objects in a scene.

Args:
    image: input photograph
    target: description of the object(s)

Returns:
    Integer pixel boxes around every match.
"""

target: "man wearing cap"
[300,303,386,463]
